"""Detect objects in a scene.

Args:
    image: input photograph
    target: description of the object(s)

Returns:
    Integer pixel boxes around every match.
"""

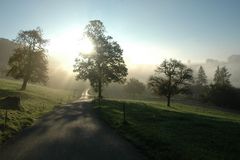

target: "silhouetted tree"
[191,66,208,101]
[213,66,231,87]
[196,66,207,86]
[7,27,48,90]
[208,66,238,107]
[148,59,193,106]
[73,20,128,103]
[124,78,145,97]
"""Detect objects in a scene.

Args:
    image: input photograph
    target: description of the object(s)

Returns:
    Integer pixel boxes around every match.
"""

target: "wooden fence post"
[4,110,8,130]
[123,103,126,123]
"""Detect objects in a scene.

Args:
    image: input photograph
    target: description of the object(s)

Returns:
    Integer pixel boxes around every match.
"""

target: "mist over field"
[0,38,88,91]
[1,37,240,89]
[128,56,240,87]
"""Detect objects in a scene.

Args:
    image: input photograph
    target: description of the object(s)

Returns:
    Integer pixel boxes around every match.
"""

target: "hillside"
[97,99,240,160]
[0,78,77,144]
[0,38,15,62]
[0,38,15,75]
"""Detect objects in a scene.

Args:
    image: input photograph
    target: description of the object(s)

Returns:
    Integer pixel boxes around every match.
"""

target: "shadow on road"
[0,100,143,160]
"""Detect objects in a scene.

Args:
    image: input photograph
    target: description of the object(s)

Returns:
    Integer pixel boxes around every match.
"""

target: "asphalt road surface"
[0,90,144,160]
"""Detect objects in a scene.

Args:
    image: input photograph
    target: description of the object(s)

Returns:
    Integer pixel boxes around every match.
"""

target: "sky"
[1,0,240,69]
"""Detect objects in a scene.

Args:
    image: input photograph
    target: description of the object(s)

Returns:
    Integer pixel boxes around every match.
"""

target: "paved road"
[0,92,144,160]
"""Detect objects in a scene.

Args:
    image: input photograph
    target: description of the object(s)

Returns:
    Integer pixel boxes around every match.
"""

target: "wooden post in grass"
[4,110,8,130]
[123,103,126,123]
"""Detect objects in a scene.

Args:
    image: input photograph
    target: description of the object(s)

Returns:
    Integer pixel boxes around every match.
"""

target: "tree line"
[5,20,239,109]
[148,60,239,108]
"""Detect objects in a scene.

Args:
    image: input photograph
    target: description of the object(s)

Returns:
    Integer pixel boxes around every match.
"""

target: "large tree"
[148,59,193,106]
[7,27,48,90]
[73,20,128,102]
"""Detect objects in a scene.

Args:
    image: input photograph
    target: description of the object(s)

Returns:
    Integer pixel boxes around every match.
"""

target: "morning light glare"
[47,28,94,69]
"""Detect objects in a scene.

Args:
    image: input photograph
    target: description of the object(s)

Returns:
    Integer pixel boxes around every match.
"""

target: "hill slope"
[97,99,240,160]
[0,38,15,75]
[0,78,76,144]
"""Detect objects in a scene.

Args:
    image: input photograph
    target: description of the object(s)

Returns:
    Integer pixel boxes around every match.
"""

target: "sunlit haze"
[47,27,94,70]
[0,1,240,159]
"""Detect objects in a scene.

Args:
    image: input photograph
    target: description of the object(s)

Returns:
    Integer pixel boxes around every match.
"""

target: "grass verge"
[96,99,240,160]
[0,78,75,144]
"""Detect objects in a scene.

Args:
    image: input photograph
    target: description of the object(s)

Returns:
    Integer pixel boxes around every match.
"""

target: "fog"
[189,56,240,87]
[45,52,240,92]
[126,55,240,88]
[0,38,89,94]
[1,38,240,91]
[47,56,89,93]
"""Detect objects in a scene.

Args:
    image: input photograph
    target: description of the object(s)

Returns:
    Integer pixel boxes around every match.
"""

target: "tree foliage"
[208,66,239,107]
[191,66,208,101]
[73,20,128,101]
[148,59,193,106]
[124,78,145,96]
[7,27,48,90]
[213,66,231,87]
[208,84,238,107]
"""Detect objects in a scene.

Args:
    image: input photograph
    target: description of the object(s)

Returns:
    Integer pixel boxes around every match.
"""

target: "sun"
[48,28,94,55]
[47,28,94,71]
[79,38,94,54]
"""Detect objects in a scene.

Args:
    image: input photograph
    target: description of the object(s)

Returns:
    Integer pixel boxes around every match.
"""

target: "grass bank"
[0,78,76,144]
[96,99,240,160]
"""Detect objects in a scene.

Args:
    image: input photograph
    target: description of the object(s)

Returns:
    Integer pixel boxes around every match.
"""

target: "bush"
[208,85,239,109]
[190,85,209,102]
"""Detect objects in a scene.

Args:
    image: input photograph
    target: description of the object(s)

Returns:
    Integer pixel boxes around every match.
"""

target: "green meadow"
[96,99,240,160]
[0,78,76,144]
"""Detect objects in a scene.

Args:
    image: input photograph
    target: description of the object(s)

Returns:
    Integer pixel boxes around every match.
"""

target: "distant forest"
[190,56,240,87]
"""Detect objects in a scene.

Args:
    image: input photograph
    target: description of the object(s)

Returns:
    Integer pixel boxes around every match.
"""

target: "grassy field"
[0,78,77,144]
[96,99,240,160]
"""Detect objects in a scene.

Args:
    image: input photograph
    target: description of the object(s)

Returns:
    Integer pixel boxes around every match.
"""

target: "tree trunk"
[98,78,102,104]
[4,110,8,130]
[21,77,29,90]
[21,56,32,90]
[167,76,172,107]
